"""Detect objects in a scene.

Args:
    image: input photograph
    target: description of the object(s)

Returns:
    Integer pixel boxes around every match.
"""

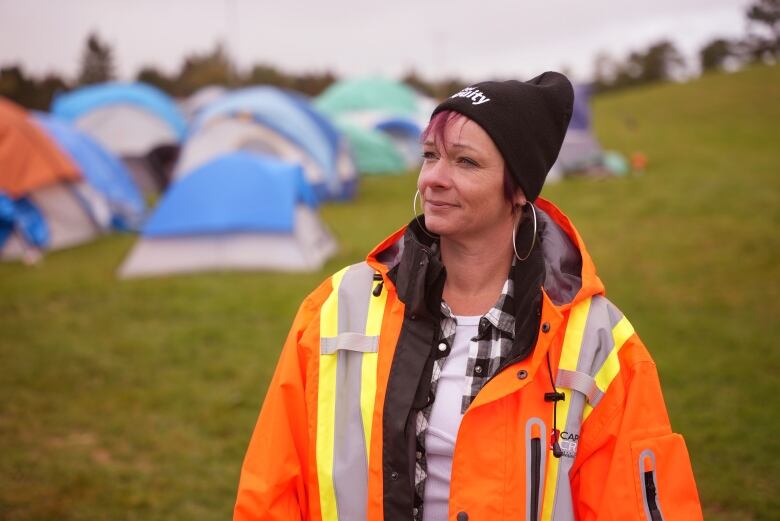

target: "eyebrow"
[423,140,479,152]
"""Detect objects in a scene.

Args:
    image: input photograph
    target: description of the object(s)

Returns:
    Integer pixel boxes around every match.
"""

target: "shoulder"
[562,295,655,403]
[295,260,379,326]
[566,297,665,441]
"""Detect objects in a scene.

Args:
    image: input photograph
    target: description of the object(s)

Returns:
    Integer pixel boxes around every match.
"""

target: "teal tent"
[315,77,418,117]
[334,120,406,175]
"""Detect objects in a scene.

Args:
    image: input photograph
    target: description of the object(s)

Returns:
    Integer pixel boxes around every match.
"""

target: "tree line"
[1,0,777,110]
[592,0,779,93]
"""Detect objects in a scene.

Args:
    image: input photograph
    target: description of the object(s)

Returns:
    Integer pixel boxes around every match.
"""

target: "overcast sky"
[0,0,752,84]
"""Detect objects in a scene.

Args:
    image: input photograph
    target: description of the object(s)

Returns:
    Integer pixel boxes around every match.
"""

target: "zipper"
[526,420,544,521]
[530,425,542,521]
[640,452,664,521]
[644,471,663,521]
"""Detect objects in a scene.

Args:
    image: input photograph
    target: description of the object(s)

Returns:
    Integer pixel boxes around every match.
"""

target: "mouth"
[426,200,457,208]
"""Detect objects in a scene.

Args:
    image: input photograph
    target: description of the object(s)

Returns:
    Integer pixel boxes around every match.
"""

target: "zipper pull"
[372,273,384,297]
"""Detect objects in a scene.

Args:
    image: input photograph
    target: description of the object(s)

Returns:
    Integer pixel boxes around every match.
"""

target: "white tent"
[1,182,106,261]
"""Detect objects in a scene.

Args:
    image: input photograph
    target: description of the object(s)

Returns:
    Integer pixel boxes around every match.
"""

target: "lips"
[426,200,457,208]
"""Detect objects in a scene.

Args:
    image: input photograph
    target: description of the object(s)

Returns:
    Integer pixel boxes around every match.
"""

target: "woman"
[234,72,703,521]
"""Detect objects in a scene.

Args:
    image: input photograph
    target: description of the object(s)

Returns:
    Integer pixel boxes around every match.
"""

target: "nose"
[417,154,453,195]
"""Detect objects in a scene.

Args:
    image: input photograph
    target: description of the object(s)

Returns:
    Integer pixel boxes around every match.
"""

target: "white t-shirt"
[422,315,480,521]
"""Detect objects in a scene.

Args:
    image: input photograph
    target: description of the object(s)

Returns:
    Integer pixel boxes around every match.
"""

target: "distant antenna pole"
[225,0,238,83]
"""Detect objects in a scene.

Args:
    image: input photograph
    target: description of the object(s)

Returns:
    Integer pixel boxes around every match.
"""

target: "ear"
[512,189,527,209]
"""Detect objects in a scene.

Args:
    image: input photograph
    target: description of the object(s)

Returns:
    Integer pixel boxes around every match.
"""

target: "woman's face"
[417,116,524,240]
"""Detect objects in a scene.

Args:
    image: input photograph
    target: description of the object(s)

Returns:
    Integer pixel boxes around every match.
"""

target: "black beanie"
[431,72,574,202]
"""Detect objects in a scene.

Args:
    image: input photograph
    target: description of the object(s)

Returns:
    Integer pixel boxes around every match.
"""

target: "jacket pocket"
[525,418,547,521]
[631,433,703,521]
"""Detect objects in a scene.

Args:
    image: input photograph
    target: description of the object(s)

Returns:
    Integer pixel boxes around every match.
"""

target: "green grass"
[1,64,778,520]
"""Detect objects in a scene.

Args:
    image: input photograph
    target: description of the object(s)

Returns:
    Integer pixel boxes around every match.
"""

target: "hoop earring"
[412,190,439,239]
[512,201,537,261]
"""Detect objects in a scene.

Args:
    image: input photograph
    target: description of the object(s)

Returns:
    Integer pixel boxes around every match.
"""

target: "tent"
[0,98,105,260]
[555,84,603,172]
[374,117,423,168]
[337,111,424,169]
[332,120,406,174]
[177,87,357,201]
[315,78,430,173]
[179,85,227,121]
[52,82,187,194]
[119,152,337,277]
[0,98,80,197]
[34,113,145,231]
[315,77,419,116]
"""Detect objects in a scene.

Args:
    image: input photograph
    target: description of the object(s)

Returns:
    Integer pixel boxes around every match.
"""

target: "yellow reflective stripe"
[317,354,339,521]
[593,316,635,393]
[540,386,572,521]
[560,298,591,370]
[582,402,594,422]
[540,298,591,521]
[320,267,347,338]
[359,278,386,460]
[360,352,378,462]
[364,278,386,336]
[316,267,348,521]
[612,315,635,353]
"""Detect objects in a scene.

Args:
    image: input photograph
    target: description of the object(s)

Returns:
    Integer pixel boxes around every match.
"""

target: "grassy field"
[1,64,778,520]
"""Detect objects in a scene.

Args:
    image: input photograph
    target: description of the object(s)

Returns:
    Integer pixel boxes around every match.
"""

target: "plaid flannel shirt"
[413,265,516,520]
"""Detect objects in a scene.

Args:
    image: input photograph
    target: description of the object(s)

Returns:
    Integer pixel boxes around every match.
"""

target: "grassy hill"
[1,64,778,520]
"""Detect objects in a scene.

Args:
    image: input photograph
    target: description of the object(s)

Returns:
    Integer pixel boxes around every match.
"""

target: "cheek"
[468,172,506,204]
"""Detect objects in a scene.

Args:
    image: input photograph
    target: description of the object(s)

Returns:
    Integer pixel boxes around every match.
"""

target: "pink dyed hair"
[420,109,520,204]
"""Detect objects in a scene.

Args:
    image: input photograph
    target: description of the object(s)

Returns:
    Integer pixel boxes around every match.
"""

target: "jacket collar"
[375,214,545,363]
[366,197,604,312]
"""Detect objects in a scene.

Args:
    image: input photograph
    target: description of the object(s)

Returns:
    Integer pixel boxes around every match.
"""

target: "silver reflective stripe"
[556,368,604,406]
[333,348,369,521]
[337,262,375,334]
[549,296,626,521]
[323,262,379,521]
[549,390,582,520]
[582,297,623,375]
[321,333,379,354]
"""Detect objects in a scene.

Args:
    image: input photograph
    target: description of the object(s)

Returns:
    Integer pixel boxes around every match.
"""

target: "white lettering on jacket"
[450,86,491,105]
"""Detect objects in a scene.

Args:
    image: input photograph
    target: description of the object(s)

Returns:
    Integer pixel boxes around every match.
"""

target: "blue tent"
[190,87,352,200]
[52,82,187,140]
[554,83,606,174]
[375,117,422,138]
[119,152,336,277]
[34,113,145,230]
[144,152,317,237]
[569,84,593,132]
[286,90,342,156]
[0,194,48,250]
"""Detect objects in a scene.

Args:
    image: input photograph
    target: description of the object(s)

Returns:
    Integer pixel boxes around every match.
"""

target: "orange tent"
[0,97,80,198]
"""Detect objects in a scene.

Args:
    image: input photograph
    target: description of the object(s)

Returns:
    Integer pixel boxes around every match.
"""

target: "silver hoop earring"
[413,190,439,239]
[512,202,537,261]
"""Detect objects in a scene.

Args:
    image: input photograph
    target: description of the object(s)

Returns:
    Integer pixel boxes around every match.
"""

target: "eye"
[422,150,438,160]
[457,156,479,167]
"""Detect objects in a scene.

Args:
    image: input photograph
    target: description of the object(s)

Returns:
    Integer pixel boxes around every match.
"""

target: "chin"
[423,215,455,236]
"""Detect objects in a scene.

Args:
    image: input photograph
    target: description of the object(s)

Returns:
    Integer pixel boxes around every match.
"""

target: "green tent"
[315,77,419,116]
[335,120,406,175]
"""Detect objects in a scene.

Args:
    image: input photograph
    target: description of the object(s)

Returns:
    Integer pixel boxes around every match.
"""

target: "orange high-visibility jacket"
[235,198,703,521]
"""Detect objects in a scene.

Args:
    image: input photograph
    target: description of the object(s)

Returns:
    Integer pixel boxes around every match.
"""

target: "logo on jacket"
[451,86,491,105]
[560,431,579,458]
